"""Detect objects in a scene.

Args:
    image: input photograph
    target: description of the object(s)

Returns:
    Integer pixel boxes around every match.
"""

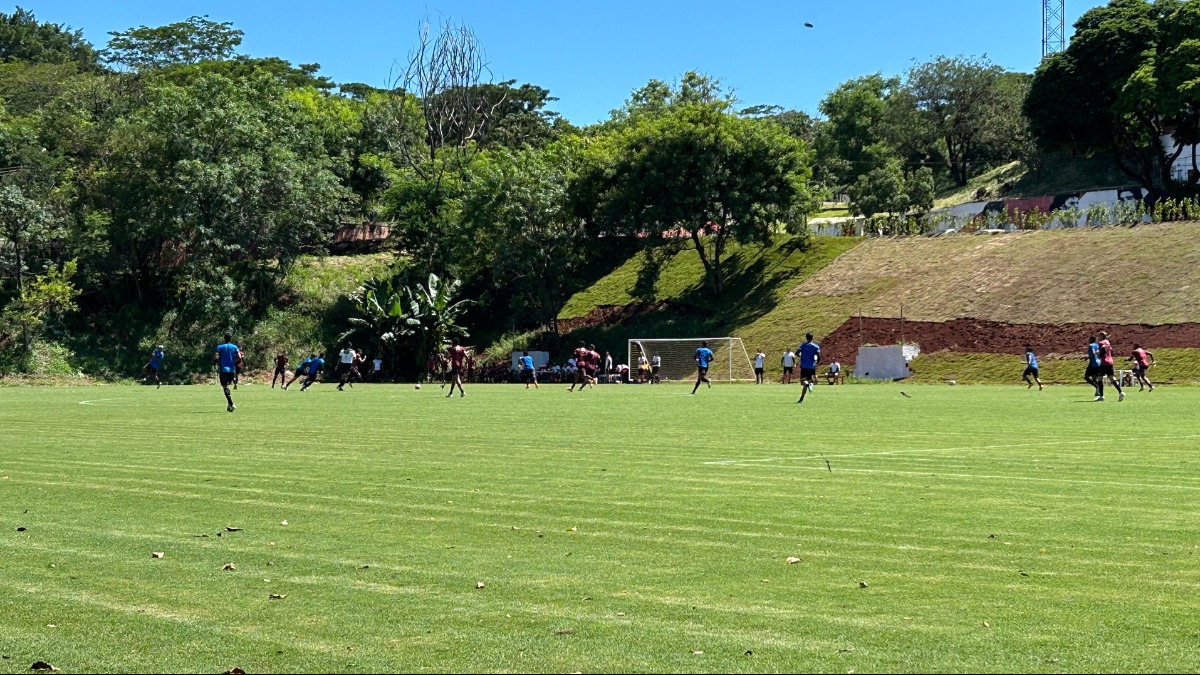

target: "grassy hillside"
[795,222,1200,326]
[934,153,1134,209]
[559,235,863,353]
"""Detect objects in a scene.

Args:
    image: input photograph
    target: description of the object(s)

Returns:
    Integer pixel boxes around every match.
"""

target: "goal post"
[627,337,756,383]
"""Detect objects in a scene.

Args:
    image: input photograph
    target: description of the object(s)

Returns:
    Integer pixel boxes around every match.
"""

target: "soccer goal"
[627,337,756,383]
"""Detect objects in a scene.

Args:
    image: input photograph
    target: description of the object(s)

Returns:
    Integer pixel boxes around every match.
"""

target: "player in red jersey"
[1129,343,1156,392]
[271,351,289,389]
[1096,331,1125,402]
[567,342,591,392]
[446,339,468,398]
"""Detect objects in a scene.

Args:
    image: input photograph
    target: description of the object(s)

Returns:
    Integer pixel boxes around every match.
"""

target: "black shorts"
[1085,365,1100,380]
[754,367,764,375]
[1023,366,1039,378]
[219,371,236,387]
[800,367,817,380]
[697,366,709,378]
[145,365,158,374]
[783,366,794,375]
[1099,364,1115,378]
[450,367,462,378]
[521,368,536,383]
[1133,365,1147,375]
[651,366,660,375]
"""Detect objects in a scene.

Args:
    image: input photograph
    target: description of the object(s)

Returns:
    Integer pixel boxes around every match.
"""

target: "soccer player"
[1085,336,1103,400]
[283,354,313,391]
[587,344,602,387]
[299,353,325,391]
[604,351,614,383]
[781,348,796,385]
[568,342,591,392]
[1130,343,1156,392]
[1095,331,1125,402]
[371,355,383,381]
[650,353,662,384]
[446,340,468,397]
[691,340,714,395]
[336,343,356,391]
[754,349,766,384]
[143,345,165,388]
[214,333,239,412]
[1023,345,1044,391]
[637,354,650,383]
[520,350,539,389]
[796,333,821,404]
[233,347,245,390]
[271,351,289,389]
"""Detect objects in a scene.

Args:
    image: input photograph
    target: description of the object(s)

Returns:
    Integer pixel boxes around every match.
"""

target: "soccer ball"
[415,383,421,390]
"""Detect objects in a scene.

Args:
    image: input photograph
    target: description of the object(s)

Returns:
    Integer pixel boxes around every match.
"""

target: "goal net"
[627,337,756,383]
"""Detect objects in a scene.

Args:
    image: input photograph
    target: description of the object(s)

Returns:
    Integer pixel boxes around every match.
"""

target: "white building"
[1163,134,1198,183]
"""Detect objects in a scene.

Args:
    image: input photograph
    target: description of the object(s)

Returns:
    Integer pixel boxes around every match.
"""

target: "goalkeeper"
[690,341,714,395]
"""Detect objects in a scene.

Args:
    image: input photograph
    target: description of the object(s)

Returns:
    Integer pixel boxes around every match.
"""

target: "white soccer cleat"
[1118,391,1125,402]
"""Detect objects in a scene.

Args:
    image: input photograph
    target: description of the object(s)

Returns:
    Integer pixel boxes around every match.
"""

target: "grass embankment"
[3,384,1200,672]
[907,349,1200,385]
[559,235,863,353]
[934,152,1135,209]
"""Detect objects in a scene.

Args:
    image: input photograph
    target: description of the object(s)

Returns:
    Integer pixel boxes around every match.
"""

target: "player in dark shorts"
[272,351,289,389]
[796,333,821,404]
[1023,345,1043,390]
[691,341,714,395]
[1130,343,1156,392]
[520,351,539,389]
[214,333,239,412]
[299,354,325,391]
[233,348,245,390]
[1085,336,1102,400]
[1096,331,1124,402]
[446,340,467,398]
[143,345,165,388]
[283,354,313,391]
[567,342,591,392]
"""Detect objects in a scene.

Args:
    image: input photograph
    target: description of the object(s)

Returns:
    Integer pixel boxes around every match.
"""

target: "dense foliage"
[0,1,1195,377]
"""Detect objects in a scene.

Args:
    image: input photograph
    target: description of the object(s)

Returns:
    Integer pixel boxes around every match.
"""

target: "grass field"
[3,382,1200,673]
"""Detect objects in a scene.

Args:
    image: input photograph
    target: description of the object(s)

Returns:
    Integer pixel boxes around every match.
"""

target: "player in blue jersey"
[214,333,239,412]
[283,354,313,391]
[520,351,539,389]
[300,354,326,391]
[143,345,165,388]
[1085,336,1103,400]
[690,341,714,395]
[1023,345,1043,390]
[796,333,821,404]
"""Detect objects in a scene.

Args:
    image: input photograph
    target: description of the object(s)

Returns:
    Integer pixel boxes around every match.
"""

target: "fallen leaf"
[225,527,243,533]
[760,579,770,583]
[744,650,753,656]
[554,629,576,636]
[692,650,704,655]
[151,552,164,559]
[280,520,288,526]
[16,527,26,532]
[786,556,802,564]
[46,625,56,629]
[267,562,274,566]
[838,647,855,653]
[1020,572,1030,577]
[358,565,370,570]
[193,533,209,538]
[617,612,626,616]
[982,621,991,628]
[48,564,55,569]
[223,563,237,571]
[269,594,287,600]
[567,526,577,532]
[268,542,276,546]
[858,581,869,589]
[900,391,912,398]
[30,662,58,671]
[988,534,996,539]
[224,669,246,675]
[475,581,485,589]
[511,526,519,531]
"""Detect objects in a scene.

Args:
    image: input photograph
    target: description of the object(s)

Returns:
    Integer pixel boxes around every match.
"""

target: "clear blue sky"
[29,1,1105,125]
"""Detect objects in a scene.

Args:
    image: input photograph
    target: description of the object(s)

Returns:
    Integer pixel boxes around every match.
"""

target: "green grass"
[3,383,1200,672]
[909,350,1200,385]
[933,153,1135,209]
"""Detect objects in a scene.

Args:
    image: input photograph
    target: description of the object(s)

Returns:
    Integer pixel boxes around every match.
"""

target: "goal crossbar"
[627,337,755,383]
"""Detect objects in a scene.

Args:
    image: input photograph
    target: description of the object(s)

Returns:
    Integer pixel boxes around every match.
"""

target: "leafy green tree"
[1026,0,1200,196]
[460,141,590,336]
[905,55,1026,186]
[0,183,50,300]
[0,259,79,351]
[594,103,813,294]
[341,276,412,377]
[0,7,100,72]
[404,273,470,377]
[104,16,242,70]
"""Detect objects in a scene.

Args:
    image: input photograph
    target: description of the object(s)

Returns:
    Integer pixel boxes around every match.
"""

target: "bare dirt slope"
[791,222,1200,325]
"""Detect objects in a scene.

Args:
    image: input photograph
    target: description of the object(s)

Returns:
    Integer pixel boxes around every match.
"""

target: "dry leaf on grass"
[692,650,705,655]
[554,629,577,636]
[982,621,991,628]
[30,662,58,671]
[838,647,855,653]
[280,520,288,526]
[16,527,26,532]
[858,581,869,589]
[475,581,485,589]
[269,594,287,600]
[151,552,164,559]
[786,556,802,564]
[225,527,243,532]
[224,669,246,675]
[223,563,237,571]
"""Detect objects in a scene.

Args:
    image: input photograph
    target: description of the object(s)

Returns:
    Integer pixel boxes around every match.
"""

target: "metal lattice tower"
[1042,0,1066,57]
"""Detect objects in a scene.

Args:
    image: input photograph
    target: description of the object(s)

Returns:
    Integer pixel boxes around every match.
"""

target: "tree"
[905,55,1025,186]
[460,141,590,336]
[847,154,934,221]
[594,103,813,294]
[104,16,242,71]
[0,7,100,72]
[0,183,55,348]
[1025,0,1200,197]
[404,273,470,378]
[341,276,412,378]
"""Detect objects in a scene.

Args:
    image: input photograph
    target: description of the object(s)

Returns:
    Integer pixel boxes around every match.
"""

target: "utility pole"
[1042,0,1066,57]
